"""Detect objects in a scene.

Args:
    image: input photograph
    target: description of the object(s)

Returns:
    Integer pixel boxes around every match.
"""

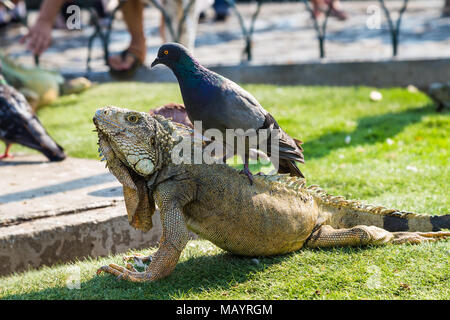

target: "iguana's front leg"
[305,225,450,248]
[123,253,152,266]
[97,188,191,282]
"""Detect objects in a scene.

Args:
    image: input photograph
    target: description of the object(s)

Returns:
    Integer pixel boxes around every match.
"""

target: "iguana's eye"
[127,115,139,123]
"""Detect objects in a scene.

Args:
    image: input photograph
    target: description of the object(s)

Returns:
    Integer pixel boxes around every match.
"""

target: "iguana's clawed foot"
[392,231,450,244]
[123,253,152,268]
[96,263,151,282]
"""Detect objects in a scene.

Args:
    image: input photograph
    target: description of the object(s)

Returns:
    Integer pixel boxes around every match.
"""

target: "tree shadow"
[303,104,434,160]
[2,245,371,300]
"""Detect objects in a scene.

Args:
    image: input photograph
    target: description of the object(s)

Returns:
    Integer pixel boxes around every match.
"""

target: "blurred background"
[1,0,449,75]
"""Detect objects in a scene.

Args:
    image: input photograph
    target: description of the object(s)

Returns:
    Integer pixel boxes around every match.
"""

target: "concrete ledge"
[0,155,165,277]
[0,201,162,276]
[75,58,450,88]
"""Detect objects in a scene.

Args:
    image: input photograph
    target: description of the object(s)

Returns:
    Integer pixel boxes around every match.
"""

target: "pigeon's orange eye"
[164,50,169,55]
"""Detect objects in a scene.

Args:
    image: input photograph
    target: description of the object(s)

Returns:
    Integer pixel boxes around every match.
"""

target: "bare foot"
[108,51,140,71]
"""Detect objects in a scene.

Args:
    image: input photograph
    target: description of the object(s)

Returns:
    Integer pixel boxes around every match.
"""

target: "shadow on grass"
[1,252,276,299]
[2,245,374,300]
[303,104,435,160]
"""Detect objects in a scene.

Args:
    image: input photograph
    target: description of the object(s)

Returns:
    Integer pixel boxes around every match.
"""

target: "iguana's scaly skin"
[93,106,450,283]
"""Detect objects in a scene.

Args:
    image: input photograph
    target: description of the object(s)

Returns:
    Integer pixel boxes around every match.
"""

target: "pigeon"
[0,69,66,162]
[151,43,304,182]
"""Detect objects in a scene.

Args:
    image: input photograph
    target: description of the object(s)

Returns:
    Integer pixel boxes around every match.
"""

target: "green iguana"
[93,106,450,282]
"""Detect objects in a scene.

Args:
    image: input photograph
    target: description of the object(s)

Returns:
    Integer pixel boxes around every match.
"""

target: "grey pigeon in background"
[151,43,304,183]
[0,66,66,161]
[425,82,450,112]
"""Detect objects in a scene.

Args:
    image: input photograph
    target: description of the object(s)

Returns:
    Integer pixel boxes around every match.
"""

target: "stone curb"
[0,201,162,277]
[71,58,450,88]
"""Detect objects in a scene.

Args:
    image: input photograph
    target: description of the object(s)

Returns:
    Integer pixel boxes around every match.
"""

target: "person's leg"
[443,0,450,17]
[213,0,231,22]
[159,13,166,43]
[327,0,347,20]
[109,0,146,71]
[311,0,325,19]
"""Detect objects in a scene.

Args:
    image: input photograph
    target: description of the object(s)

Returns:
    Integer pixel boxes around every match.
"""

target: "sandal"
[109,49,143,79]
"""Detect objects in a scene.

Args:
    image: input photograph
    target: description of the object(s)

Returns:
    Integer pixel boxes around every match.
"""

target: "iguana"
[93,106,450,283]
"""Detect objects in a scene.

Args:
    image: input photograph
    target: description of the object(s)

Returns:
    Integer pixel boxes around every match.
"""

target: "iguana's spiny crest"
[94,106,180,177]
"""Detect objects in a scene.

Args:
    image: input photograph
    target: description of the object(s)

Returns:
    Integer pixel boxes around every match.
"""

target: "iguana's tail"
[306,185,449,232]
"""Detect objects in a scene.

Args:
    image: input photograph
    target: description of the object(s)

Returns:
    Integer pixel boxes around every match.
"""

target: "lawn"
[2,83,449,300]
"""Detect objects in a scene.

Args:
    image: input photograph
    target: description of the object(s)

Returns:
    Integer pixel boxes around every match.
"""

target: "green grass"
[3,83,449,300]
[1,240,449,300]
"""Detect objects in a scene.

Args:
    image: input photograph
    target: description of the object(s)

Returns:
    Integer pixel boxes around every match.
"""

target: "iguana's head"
[93,106,182,232]
[93,106,177,177]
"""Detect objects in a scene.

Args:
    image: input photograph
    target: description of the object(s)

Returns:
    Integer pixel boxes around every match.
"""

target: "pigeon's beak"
[151,57,162,68]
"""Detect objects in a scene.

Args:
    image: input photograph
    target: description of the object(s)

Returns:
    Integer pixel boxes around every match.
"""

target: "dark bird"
[0,69,66,161]
[151,43,304,182]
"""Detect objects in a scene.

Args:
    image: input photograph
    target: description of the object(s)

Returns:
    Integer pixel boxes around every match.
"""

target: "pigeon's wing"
[0,84,65,161]
[218,79,268,131]
[219,79,304,162]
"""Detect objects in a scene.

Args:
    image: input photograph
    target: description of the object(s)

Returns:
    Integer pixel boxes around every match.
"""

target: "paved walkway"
[0,0,449,75]
[0,154,122,226]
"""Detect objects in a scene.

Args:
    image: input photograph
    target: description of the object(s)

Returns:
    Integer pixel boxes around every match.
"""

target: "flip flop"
[109,49,143,79]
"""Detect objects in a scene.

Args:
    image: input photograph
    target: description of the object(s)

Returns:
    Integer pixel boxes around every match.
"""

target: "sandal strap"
[120,49,142,64]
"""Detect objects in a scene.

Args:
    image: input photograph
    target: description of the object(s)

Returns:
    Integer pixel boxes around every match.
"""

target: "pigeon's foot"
[239,164,254,185]
[0,144,13,160]
[0,153,13,160]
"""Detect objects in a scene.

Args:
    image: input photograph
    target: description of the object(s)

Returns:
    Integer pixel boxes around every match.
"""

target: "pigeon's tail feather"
[29,117,66,162]
[278,139,305,163]
[293,138,304,152]
[260,113,306,177]
[278,159,304,178]
[40,141,66,162]
[16,116,66,162]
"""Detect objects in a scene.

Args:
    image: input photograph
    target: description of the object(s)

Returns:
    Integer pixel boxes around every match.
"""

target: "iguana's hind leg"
[305,225,450,248]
